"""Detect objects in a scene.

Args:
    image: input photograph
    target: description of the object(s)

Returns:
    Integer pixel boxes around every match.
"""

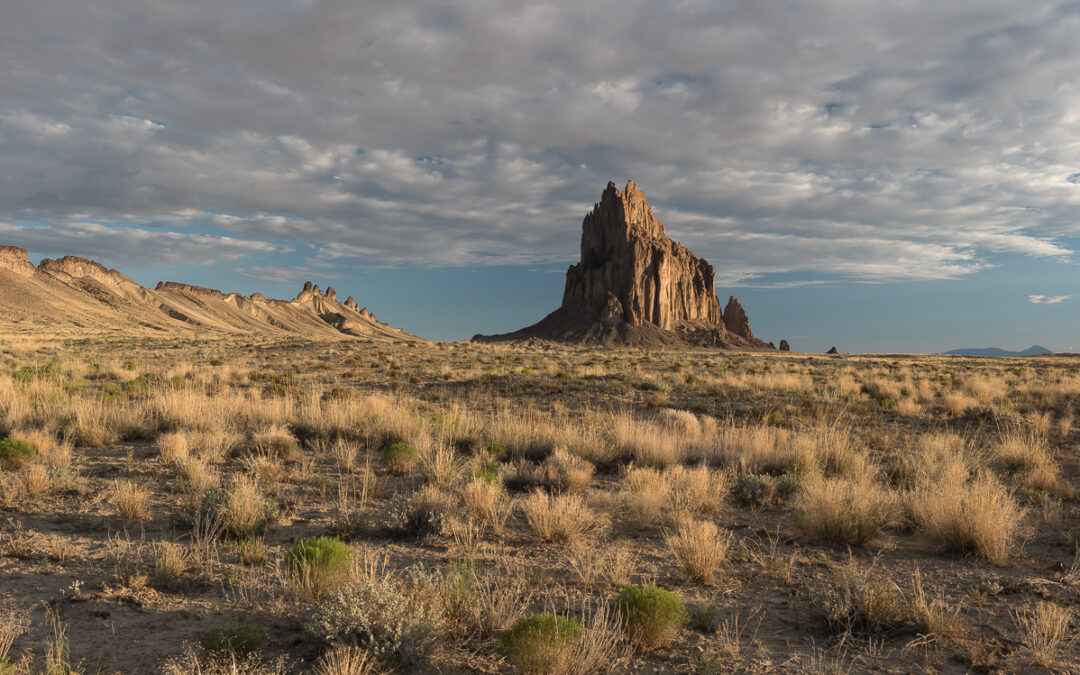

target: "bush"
[303,576,444,665]
[197,622,267,656]
[286,536,353,601]
[664,519,732,585]
[382,442,419,475]
[0,438,35,470]
[794,475,895,546]
[613,585,687,652]
[500,614,584,673]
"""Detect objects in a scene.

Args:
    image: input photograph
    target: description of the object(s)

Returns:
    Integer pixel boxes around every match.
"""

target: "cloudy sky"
[2,1,1079,351]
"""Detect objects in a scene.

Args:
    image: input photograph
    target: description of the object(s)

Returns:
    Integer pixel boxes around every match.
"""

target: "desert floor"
[1,335,1078,673]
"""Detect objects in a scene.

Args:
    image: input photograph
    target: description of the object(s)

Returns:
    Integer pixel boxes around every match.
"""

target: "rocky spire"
[561,181,722,331]
[723,296,754,340]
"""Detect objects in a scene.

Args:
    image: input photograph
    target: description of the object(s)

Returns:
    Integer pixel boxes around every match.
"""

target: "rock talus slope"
[0,246,421,342]
[476,181,772,348]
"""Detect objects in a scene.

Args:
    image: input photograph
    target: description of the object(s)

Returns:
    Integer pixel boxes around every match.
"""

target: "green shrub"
[303,576,444,665]
[286,536,352,600]
[500,613,584,673]
[485,441,508,461]
[613,585,687,652]
[0,438,35,470]
[382,442,419,474]
[197,622,266,656]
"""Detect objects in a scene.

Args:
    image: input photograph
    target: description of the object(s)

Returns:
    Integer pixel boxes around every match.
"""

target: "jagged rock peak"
[562,180,722,331]
[38,256,134,286]
[723,296,754,340]
[325,286,337,301]
[779,339,790,352]
[344,296,359,310]
[0,245,35,276]
[303,281,314,292]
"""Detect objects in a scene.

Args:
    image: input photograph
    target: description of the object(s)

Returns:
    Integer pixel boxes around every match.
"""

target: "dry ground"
[1,334,1078,673]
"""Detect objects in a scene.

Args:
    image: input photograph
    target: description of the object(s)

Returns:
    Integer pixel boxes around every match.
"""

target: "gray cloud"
[1,0,1079,281]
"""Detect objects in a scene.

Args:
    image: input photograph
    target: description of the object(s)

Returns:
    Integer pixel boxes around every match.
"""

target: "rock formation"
[0,245,422,342]
[723,296,754,340]
[475,181,772,348]
[826,346,839,355]
[0,245,35,276]
[779,339,790,352]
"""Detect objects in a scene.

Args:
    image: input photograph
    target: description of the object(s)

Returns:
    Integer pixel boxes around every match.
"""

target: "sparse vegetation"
[0,338,1076,670]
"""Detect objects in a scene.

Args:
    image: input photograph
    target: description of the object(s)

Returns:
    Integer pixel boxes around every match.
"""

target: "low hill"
[0,245,422,342]
[941,345,1052,357]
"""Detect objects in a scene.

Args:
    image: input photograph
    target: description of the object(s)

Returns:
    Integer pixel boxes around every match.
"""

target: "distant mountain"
[941,346,1052,357]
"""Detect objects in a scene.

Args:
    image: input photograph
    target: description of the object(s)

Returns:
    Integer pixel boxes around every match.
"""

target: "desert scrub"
[286,536,353,601]
[794,474,895,546]
[0,437,35,470]
[222,475,271,538]
[613,585,687,652]
[521,489,607,546]
[908,472,1023,564]
[816,558,904,634]
[500,614,584,673]
[110,479,150,520]
[382,442,419,475]
[303,574,445,665]
[1013,601,1073,668]
[664,519,732,585]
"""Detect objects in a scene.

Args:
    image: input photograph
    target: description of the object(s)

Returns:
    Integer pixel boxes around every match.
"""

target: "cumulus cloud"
[1029,294,1072,304]
[1,0,1079,281]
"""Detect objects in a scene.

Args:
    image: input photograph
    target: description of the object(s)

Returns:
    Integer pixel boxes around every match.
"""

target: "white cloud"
[1029,294,1072,304]
[0,0,1079,280]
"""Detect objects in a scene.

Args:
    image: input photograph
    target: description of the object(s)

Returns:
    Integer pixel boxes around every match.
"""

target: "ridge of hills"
[0,245,421,342]
[941,345,1052,357]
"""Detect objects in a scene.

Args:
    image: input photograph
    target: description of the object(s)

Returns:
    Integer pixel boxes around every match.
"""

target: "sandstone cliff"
[476,181,771,348]
[0,245,421,342]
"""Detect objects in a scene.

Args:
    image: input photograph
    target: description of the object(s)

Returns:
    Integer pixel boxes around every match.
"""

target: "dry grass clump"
[794,473,895,546]
[664,464,729,515]
[20,463,50,496]
[391,483,458,536]
[223,475,270,538]
[908,472,1023,564]
[943,392,979,417]
[315,645,376,675]
[461,478,512,536]
[110,479,150,521]
[0,600,30,667]
[1013,601,1073,668]
[152,541,189,585]
[158,431,190,464]
[613,413,683,467]
[664,518,732,585]
[521,490,606,546]
[537,448,595,492]
[889,433,970,489]
[991,427,1073,498]
[907,568,966,643]
[620,466,671,529]
[817,557,905,634]
[176,457,220,494]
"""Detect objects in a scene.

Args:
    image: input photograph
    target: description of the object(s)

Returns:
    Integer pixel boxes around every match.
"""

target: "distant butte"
[475,181,776,348]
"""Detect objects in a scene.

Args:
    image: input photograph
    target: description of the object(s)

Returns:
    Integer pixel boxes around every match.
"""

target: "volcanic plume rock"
[475,181,771,348]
